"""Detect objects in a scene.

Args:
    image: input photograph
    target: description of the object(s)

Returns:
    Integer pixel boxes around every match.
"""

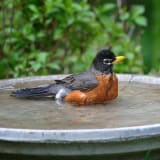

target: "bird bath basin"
[0,74,160,159]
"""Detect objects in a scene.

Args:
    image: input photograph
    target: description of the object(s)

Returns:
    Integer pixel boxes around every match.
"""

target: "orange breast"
[64,74,118,105]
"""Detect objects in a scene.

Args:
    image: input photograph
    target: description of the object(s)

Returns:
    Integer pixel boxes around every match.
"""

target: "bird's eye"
[103,59,112,65]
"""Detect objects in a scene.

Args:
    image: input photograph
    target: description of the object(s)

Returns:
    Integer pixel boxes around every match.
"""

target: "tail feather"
[11,85,54,98]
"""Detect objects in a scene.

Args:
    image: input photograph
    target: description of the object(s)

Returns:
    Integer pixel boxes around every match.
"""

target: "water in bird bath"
[0,78,160,129]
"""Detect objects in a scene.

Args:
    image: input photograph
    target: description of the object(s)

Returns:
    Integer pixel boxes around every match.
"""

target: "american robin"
[12,49,125,105]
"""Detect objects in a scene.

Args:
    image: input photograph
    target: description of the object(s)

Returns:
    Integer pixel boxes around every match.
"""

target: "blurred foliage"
[0,0,147,79]
[142,0,160,74]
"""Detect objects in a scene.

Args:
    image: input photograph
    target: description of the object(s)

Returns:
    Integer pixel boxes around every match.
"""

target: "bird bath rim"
[0,124,160,143]
[1,74,160,90]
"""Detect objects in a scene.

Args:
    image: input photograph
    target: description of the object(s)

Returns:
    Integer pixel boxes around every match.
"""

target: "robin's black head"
[92,49,125,74]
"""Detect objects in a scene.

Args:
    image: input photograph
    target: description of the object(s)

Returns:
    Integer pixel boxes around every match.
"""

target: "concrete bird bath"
[0,74,160,160]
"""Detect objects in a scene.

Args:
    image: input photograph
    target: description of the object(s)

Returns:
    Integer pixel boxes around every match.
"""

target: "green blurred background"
[0,0,160,79]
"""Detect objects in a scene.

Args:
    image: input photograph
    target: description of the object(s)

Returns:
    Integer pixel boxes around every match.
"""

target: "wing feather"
[55,71,98,91]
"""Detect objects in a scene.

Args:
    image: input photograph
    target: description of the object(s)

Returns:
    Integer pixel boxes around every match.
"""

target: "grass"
[144,150,152,160]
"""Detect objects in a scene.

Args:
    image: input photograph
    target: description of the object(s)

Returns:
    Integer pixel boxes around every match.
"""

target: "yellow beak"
[112,56,125,64]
